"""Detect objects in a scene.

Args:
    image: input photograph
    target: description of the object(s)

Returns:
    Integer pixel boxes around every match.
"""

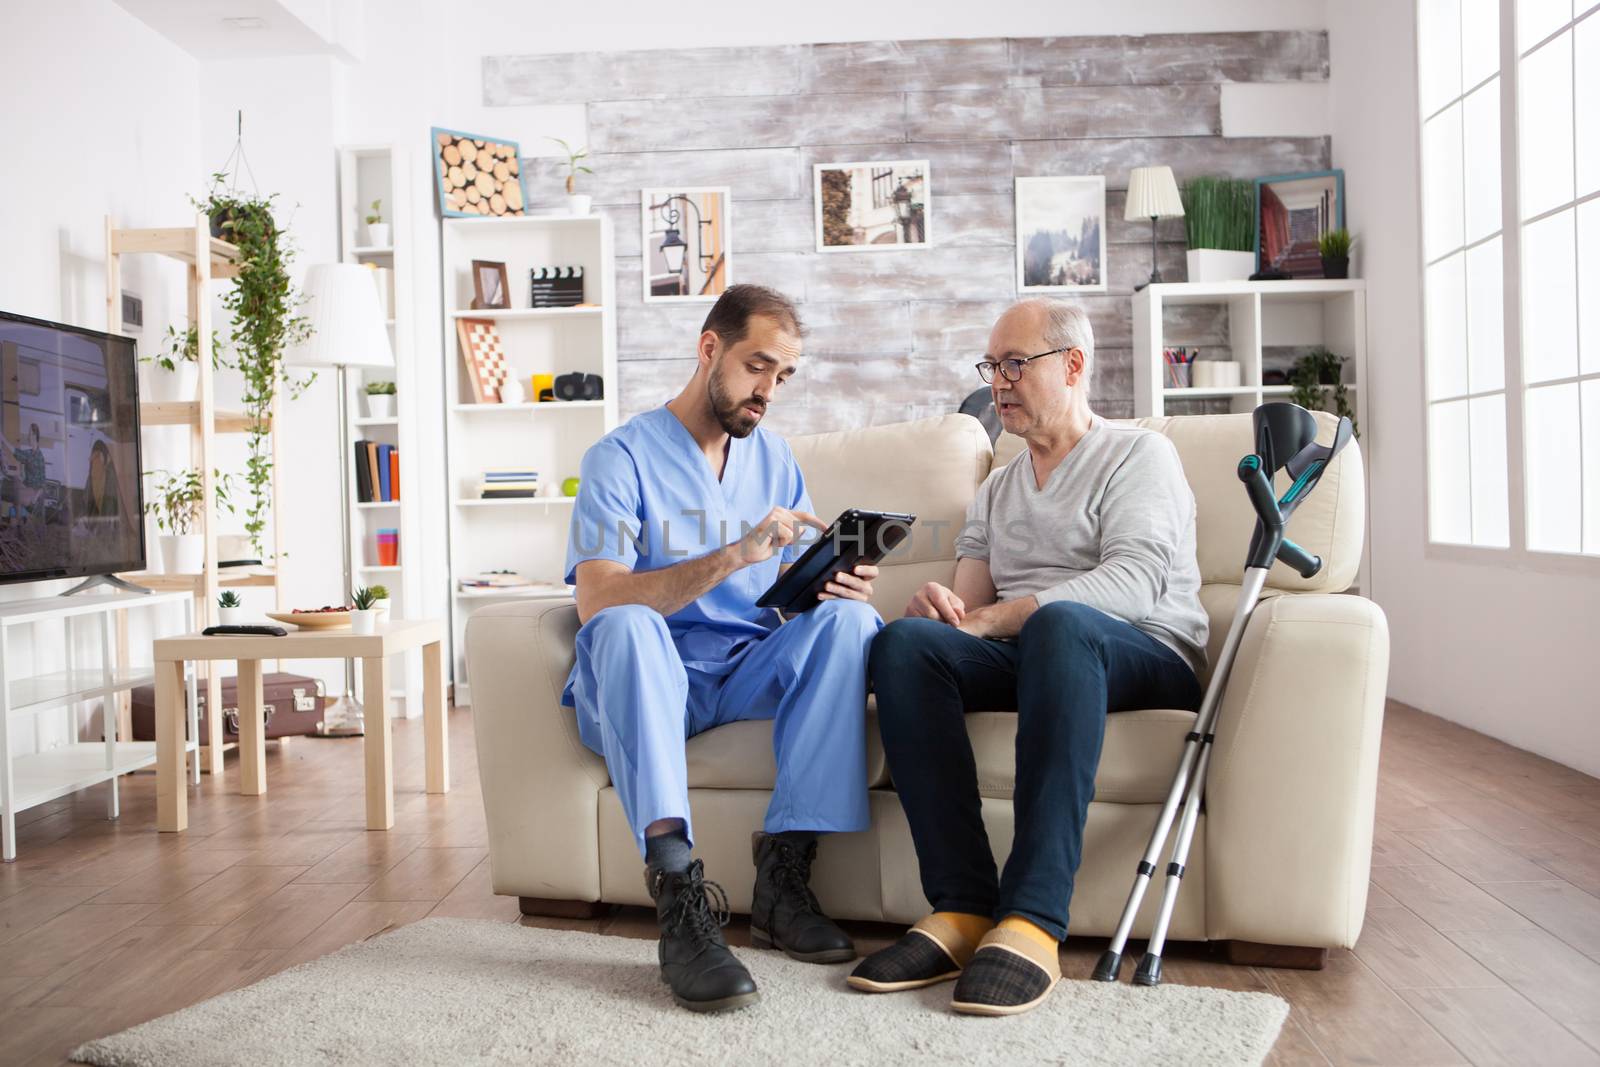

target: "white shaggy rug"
[72,918,1288,1067]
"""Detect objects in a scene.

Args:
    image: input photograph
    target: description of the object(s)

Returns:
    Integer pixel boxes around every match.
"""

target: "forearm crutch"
[1092,403,1354,987]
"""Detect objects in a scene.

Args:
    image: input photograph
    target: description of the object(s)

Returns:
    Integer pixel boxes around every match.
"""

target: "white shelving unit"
[1132,279,1371,593]
[1,590,199,861]
[441,214,619,706]
[337,143,423,717]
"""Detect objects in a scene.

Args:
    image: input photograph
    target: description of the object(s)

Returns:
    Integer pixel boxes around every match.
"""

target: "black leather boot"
[647,860,760,1013]
[750,832,856,964]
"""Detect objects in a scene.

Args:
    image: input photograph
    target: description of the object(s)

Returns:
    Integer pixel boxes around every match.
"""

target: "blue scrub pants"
[568,599,882,856]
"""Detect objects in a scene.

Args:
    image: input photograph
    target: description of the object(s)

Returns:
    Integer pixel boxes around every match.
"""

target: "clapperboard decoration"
[530,265,585,308]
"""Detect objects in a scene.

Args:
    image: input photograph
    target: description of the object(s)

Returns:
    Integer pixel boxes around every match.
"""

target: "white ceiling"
[110,0,362,61]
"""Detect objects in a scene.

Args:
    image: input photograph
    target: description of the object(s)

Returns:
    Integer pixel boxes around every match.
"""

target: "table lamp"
[283,263,394,736]
[1125,165,1185,291]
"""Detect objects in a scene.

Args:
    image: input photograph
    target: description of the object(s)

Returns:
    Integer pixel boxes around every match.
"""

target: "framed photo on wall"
[642,187,731,303]
[814,160,930,252]
[1014,175,1107,292]
[431,127,526,218]
[1254,170,1345,278]
[470,260,510,309]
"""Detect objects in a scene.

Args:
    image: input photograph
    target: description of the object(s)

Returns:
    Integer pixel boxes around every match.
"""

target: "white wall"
[1327,0,1600,777]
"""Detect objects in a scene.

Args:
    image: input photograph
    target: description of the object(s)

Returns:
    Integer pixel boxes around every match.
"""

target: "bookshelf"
[440,214,618,706]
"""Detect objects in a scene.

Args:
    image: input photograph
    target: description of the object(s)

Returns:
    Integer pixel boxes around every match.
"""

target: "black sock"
[645,826,692,874]
[775,830,817,846]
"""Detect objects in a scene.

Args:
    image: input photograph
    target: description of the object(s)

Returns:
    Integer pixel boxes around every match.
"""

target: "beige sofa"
[467,411,1389,964]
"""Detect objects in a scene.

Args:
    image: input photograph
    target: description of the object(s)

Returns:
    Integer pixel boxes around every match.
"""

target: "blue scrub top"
[561,405,814,701]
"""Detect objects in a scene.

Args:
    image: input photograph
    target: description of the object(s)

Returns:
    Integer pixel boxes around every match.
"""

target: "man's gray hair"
[1014,297,1095,393]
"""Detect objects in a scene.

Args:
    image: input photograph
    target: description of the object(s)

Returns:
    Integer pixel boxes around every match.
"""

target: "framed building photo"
[470,259,510,309]
[1015,176,1107,292]
[642,187,731,303]
[813,160,929,251]
[1254,169,1345,278]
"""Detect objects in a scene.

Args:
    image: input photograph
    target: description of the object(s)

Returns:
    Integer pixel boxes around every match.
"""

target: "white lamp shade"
[282,263,394,370]
[1124,166,1185,221]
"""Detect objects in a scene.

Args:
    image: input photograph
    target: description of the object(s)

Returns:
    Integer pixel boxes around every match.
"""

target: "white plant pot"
[567,194,592,217]
[160,534,204,576]
[364,394,395,419]
[1185,249,1257,284]
[150,361,198,403]
[371,598,391,620]
[366,223,391,248]
[350,609,377,635]
[218,606,246,626]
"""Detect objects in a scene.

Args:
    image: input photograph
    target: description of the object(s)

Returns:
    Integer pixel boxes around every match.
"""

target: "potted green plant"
[1319,228,1353,279]
[368,583,390,620]
[1181,176,1256,283]
[192,173,313,560]
[218,590,245,626]
[548,138,594,216]
[350,585,379,635]
[1289,348,1359,437]
[364,380,396,419]
[144,468,233,574]
[364,199,389,248]
[141,324,226,403]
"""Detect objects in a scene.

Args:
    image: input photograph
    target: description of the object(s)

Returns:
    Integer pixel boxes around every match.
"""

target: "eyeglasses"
[975,346,1072,384]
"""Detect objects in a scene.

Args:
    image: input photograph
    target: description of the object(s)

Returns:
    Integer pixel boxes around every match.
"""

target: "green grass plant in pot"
[1181,176,1256,283]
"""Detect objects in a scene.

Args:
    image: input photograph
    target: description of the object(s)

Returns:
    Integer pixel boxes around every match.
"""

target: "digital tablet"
[756,508,917,614]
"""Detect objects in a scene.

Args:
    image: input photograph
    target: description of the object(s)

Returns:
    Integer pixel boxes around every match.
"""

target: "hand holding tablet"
[757,508,917,614]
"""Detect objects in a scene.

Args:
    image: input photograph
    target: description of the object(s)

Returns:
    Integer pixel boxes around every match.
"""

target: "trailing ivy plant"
[192,171,313,558]
[1288,348,1360,438]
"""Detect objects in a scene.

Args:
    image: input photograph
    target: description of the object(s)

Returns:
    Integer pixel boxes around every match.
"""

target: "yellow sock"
[933,911,995,949]
[998,915,1059,952]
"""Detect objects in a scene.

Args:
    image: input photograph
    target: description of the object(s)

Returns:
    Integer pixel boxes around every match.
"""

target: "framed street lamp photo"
[642,187,731,303]
[813,160,930,252]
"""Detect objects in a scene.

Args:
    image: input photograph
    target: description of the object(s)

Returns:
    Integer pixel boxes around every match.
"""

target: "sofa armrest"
[465,598,609,901]
[1203,591,1390,949]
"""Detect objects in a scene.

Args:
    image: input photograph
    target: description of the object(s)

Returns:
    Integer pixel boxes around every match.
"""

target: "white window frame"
[1417,0,1600,573]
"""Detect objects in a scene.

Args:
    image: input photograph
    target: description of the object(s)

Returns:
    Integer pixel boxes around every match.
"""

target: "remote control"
[202,624,289,637]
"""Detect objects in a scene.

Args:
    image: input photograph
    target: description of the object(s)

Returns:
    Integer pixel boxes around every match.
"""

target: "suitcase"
[130,671,328,743]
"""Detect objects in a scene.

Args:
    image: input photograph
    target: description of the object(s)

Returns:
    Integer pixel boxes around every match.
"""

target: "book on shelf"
[352,440,402,503]
[458,570,533,589]
[478,487,540,499]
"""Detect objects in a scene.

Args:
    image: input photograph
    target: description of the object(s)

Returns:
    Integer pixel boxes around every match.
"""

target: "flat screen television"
[0,310,145,586]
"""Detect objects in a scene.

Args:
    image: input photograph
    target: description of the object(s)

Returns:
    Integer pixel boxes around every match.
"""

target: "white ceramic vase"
[350,610,377,635]
[366,223,391,248]
[218,606,246,626]
[151,361,198,403]
[1185,249,1257,284]
[365,394,395,419]
[567,194,591,217]
[160,534,204,575]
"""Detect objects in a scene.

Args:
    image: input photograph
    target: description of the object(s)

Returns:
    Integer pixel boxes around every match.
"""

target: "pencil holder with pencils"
[1164,347,1195,388]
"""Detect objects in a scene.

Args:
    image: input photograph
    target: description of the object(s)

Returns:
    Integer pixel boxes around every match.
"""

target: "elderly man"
[563,284,882,1014]
[849,299,1208,1016]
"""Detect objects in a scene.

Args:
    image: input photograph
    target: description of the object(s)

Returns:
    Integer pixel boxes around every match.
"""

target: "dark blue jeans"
[868,600,1202,941]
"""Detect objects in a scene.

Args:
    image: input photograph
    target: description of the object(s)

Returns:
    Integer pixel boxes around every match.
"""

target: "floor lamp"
[283,263,395,736]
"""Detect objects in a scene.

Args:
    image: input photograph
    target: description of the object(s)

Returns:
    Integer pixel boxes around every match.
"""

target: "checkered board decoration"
[456,318,510,403]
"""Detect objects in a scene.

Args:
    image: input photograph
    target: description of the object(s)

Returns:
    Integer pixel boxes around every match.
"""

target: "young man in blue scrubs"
[562,284,883,1013]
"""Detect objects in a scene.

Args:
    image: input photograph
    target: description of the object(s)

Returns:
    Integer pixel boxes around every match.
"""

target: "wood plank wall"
[485,32,1331,433]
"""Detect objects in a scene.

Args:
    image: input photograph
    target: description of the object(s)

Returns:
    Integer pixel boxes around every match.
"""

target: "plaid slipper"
[847,914,978,993]
[949,927,1061,1016]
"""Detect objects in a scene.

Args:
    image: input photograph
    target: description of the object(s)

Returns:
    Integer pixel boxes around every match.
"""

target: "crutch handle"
[1277,538,1322,579]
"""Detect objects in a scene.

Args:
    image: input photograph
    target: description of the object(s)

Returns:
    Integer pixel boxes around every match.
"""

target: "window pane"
[1518,32,1574,219]
[1466,237,1506,392]
[1424,104,1465,259]
[1429,399,1474,543]
[1462,0,1501,85]
[1518,0,1573,50]
[1521,208,1578,383]
[1469,393,1511,546]
[1428,252,1469,399]
[1462,80,1503,243]
[1583,379,1600,554]
[1420,0,1463,116]
[1578,15,1598,198]
[1581,198,1600,374]
[1525,382,1582,552]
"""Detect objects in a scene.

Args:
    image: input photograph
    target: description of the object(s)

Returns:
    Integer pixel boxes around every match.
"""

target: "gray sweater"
[954,416,1209,674]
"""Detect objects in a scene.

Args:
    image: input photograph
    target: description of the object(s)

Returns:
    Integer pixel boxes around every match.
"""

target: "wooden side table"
[151,619,448,833]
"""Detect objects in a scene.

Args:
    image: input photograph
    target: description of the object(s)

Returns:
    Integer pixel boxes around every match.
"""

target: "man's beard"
[708,366,765,438]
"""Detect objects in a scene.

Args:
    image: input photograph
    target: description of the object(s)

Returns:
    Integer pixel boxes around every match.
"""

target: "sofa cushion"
[682,700,1194,804]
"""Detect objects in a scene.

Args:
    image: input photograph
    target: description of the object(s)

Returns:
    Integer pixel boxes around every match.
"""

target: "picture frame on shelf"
[470,259,510,310]
[1014,175,1107,292]
[641,187,730,303]
[814,160,930,252]
[1254,169,1345,278]
[430,127,526,219]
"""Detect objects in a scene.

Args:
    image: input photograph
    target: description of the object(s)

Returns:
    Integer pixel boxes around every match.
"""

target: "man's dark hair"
[699,284,805,347]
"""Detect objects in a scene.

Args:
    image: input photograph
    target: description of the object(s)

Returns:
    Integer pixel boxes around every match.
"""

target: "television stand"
[61,574,153,597]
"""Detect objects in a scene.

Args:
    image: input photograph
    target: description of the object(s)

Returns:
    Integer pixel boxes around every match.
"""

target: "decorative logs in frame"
[432,128,526,218]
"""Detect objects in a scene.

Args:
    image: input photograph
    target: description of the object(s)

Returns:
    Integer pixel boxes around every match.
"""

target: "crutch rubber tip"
[1090,949,1123,982]
[1133,954,1163,987]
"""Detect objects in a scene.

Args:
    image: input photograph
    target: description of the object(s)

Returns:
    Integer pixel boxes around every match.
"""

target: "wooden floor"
[1,700,1597,1066]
